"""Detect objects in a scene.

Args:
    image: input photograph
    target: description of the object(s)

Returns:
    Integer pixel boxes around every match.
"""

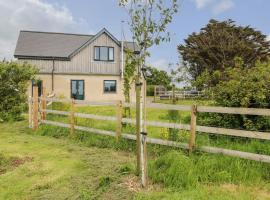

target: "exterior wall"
[18,32,122,75]
[30,74,137,102]
[20,32,140,103]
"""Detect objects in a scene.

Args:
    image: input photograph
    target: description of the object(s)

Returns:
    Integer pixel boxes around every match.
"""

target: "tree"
[119,0,179,186]
[145,66,171,88]
[0,61,37,121]
[178,19,270,88]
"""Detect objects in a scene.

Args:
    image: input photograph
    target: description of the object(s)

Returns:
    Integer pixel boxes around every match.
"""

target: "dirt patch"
[121,175,141,192]
[0,154,33,175]
[10,156,33,167]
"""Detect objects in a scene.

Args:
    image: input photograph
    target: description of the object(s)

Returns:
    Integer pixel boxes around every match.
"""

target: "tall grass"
[149,151,270,190]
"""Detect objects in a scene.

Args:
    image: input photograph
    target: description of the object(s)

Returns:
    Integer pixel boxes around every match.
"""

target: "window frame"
[94,46,114,62]
[103,80,117,93]
[70,79,85,100]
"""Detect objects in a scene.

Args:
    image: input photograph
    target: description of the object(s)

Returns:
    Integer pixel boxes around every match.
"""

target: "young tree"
[119,0,179,187]
[178,19,270,87]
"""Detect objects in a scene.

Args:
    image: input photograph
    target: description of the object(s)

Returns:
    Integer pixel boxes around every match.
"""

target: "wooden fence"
[29,87,270,164]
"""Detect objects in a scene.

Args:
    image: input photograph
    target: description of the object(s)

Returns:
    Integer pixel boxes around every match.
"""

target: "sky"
[0,0,270,72]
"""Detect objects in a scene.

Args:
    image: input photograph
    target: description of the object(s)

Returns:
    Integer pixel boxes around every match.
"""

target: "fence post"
[140,132,148,188]
[116,100,123,141]
[189,104,197,154]
[28,96,32,128]
[154,86,156,102]
[70,98,75,137]
[32,86,39,130]
[41,87,46,120]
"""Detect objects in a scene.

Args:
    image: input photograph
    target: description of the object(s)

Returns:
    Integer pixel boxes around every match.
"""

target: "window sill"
[92,60,116,64]
[103,92,117,94]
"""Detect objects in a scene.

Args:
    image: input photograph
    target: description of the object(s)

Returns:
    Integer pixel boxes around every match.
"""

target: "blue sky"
[0,0,269,71]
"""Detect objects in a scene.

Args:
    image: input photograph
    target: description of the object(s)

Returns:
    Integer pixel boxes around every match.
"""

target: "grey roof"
[14,29,139,59]
[123,41,140,53]
[14,31,93,59]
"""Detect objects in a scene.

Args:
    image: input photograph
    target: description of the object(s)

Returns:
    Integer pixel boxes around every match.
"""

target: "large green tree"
[178,19,270,87]
[145,66,171,88]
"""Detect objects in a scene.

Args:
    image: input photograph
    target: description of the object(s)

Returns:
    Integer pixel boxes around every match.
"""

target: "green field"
[1,119,270,199]
[2,99,270,199]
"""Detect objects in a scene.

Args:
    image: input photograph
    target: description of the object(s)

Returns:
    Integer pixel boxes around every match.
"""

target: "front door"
[71,80,84,100]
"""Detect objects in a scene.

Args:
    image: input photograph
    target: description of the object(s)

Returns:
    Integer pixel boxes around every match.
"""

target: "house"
[14,28,140,102]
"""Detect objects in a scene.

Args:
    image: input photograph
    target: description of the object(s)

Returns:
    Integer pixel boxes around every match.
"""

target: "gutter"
[121,41,124,79]
[52,59,55,92]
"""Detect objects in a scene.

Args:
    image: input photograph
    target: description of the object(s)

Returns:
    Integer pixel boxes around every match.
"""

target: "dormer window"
[94,46,114,61]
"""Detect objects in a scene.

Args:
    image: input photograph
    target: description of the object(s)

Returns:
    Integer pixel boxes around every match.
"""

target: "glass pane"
[109,48,114,61]
[100,47,108,61]
[78,81,84,95]
[71,81,77,95]
[104,80,116,92]
[94,47,99,60]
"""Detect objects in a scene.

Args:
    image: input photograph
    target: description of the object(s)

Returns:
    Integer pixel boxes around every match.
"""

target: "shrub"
[147,85,155,96]
[199,61,270,131]
[0,61,37,121]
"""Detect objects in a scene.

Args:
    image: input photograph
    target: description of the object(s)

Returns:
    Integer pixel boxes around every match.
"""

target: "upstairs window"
[94,46,114,61]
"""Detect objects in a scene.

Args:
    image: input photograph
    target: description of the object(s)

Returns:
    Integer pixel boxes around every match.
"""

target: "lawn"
[1,119,270,199]
[0,120,138,200]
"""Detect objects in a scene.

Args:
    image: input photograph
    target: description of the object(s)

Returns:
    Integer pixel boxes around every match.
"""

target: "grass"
[0,120,137,199]
[1,120,270,199]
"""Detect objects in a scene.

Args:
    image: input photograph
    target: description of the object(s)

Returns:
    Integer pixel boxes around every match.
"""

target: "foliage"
[178,19,270,87]
[119,0,179,60]
[123,49,137,104]
[145,66,172,88]
[199,60,270,131]
[0,61,37,121]
[146,85,155,96]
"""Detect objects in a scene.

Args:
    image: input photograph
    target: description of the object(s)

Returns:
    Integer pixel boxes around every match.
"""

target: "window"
[104,80,117,93]
[71,80,84,100]
[94,46,114,61]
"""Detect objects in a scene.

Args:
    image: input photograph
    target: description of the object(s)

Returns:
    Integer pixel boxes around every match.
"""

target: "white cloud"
[212,0,234,15]
[191,0,234,15]
[193,0,213,9]
[0,0,89,60]
[149,58,170,72]
[267,35,270,41]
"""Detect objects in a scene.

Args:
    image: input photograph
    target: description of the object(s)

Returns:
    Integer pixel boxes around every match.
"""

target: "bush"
[147,85,155,96]
[0,61,37,121]
[199,61,270,131]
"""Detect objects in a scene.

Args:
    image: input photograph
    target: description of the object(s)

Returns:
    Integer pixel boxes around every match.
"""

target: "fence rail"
[41,108,270,141]
[30,94,270,164]
[41,119,270,163]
